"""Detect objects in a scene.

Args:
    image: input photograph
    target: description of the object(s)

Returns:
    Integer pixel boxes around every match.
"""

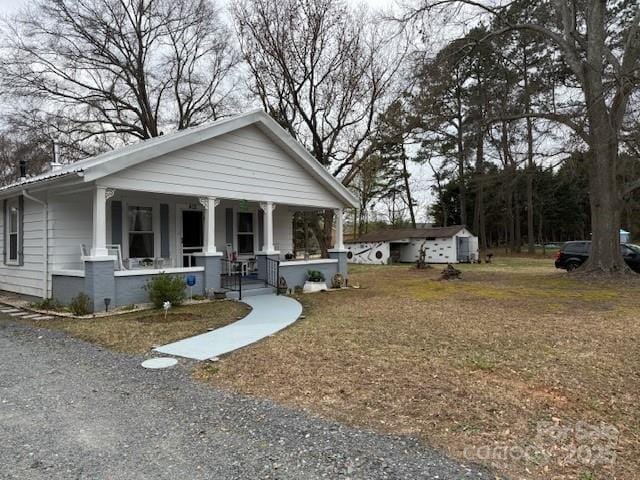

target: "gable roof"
[346,226,468,243]
[0,110,358,208]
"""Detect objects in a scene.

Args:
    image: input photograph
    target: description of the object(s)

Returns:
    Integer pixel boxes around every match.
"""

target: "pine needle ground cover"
[195,258,639,480]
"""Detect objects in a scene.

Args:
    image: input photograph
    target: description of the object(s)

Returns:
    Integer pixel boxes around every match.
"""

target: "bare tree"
[0,128,51,184]
[233,0,404,253]
[350,154,385,235]
[1,0,239,147]
[403,0,640,274]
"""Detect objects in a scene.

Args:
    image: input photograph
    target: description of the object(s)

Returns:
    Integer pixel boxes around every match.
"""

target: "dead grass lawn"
[194,258,640,480]
[24,300,249,354]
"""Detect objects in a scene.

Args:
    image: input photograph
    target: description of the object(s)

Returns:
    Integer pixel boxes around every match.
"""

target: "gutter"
[0,171,84,199]
[22,190,49,299]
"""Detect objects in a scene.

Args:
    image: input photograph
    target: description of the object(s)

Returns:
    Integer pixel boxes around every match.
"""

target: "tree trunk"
[473,132,487,251]
[526,171,534,253]
[506,188,514,251]
[501,122,515,251]
[523,45,536,254]
[580,59,626,273]
[401,147,417,228]
[321,209,334,257]
[456,88,467,226]
[537,209,544,244]
[514,189,522,253]
[583,145,624,272]
[352,208,358,239]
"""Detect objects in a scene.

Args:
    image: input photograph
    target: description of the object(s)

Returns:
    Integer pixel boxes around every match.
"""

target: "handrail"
[221,260,243,300]
[265,257,280,295]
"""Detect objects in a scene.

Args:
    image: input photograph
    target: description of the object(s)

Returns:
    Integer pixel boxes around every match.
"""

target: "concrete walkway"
[154,294,303,360]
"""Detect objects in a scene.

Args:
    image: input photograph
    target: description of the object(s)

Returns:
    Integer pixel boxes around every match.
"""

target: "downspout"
[22,190,48,299]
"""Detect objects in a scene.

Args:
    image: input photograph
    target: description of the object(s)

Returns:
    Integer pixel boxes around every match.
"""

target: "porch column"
[260,201,277,253]
[328,207,348,280]
[200,196,220,254]
[91,186,112,257]
[334,208,344,250]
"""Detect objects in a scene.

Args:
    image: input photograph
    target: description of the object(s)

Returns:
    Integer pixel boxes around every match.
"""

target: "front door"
[182,210,203,267]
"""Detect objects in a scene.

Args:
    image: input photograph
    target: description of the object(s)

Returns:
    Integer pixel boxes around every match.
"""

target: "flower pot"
[302,281,328,293]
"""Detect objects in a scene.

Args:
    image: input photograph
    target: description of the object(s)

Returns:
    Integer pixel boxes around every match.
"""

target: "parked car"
[554,241,640,272]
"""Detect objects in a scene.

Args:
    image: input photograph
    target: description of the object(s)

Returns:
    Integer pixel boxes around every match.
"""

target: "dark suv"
[555,241,640,272]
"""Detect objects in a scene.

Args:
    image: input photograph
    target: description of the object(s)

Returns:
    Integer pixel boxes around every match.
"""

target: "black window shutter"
[18,195,24,266]
[225,208,233,245]
[160,203,170,258]
[2,199,6,265]
[258,209,264,252]
[111,200,123,247]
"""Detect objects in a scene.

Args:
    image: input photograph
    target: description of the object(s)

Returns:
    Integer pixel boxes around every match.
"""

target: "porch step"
[226,286,276,300]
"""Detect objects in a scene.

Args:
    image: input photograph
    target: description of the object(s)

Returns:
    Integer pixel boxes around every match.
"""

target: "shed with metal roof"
[344,226,479,265]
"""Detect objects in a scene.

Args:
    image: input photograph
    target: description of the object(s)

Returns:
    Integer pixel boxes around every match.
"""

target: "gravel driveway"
[0,318,492,480]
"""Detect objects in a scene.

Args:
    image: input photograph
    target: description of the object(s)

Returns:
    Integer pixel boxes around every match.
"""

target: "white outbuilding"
[345,226,479,265]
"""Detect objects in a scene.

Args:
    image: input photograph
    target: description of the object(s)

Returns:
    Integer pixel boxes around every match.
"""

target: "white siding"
[48,191,93,271]
[412,237,457,263]
[346,229,479,266]
[213,200,293,259]
[345,242,390,264]
[214,200,230,249]
[0,189,298,299]
[453,228,479,262]
[112,191,189,267]
[0,196,45,297]
[102,125,344,208]
[400,229,478,263]
[273,207,293,256]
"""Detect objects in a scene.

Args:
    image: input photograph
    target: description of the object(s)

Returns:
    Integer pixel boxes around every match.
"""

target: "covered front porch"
[51,186,347,311]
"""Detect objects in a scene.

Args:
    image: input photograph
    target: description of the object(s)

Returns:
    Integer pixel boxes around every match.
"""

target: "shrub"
[307,270,325,282]
[69,293,92,316]
[29,297,64,311]
[145,273,186,308]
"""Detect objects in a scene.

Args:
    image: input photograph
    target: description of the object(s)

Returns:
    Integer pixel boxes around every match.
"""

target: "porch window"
[237,212,254,255]
[6,200,19,264]
[128,206,154,258]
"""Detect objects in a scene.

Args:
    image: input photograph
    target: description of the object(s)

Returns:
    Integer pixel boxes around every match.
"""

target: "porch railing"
[221,261,243,300]
[265,256,280,295]
[182,246,203,267]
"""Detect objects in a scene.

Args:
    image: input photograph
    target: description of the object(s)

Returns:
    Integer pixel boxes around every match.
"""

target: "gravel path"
[0,318,493,480]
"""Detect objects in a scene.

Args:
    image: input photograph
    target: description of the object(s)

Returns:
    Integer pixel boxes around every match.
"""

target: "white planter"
[303,281,328,293]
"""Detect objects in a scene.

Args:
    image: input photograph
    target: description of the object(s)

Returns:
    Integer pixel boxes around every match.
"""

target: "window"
[565,241,590,254]
[128,206,154,258]
[237,212,254,255]
[6,200,19,264]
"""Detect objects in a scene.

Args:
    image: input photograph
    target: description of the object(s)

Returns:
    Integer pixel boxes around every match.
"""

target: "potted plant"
[303,269,327,293]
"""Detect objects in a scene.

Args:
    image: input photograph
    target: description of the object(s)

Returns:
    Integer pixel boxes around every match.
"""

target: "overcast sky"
[0,0,433,222]
[0,0,392,15]
[0,0,23,14]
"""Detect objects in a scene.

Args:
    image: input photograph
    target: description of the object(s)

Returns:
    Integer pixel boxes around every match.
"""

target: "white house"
[345,226,479,265]
[0,110,356,311]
